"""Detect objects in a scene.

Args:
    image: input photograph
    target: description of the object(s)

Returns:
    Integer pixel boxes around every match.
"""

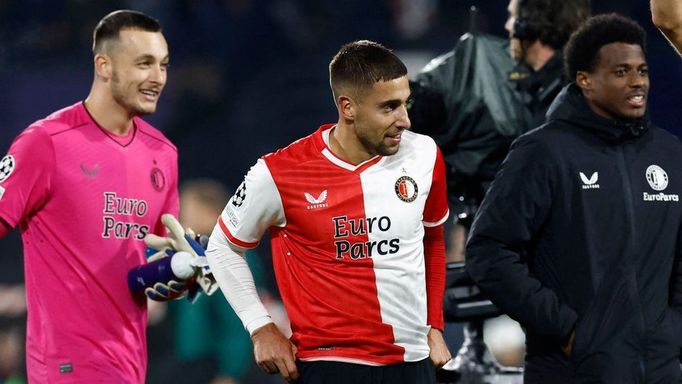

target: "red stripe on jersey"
[423,147,449,225]
[424,225,446,330]
[218,216,258,249]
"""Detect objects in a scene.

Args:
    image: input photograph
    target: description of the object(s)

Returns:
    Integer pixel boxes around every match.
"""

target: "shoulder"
[135,118,177,153]
[399,130,438,160]
[263,131,319,167]
[512,122,564,152]
[649,125,682,144]
[28,102,89,138]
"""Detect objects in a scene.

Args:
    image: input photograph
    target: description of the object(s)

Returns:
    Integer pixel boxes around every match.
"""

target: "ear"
[575,71,591,92]
[94,53,112,80]
[338,95,355,121]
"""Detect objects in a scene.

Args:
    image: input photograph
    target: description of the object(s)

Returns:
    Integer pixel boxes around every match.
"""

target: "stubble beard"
[111,72,154,116]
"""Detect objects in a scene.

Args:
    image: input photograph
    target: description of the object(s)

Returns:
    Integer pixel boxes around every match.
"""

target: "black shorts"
[296,358,436,384]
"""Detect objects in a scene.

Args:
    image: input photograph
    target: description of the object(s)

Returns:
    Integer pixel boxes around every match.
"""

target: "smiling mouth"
[140,89,160,101]
[626,95,645,108]
[385,132,402,144]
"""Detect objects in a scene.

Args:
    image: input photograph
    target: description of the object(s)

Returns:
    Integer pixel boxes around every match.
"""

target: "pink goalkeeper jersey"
[0,102,179,383]
[218,125,448,365]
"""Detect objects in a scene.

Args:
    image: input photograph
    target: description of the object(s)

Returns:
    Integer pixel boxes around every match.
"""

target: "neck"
[329,122,373,165]
[84,84,134,136]
[524,41,556,71]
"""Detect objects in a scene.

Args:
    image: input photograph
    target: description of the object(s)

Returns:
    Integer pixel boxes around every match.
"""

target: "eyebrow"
[135,54,169,62]
[377,93,412,108]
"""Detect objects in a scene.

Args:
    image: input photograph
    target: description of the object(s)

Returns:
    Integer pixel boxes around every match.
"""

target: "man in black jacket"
[466,14,682,383]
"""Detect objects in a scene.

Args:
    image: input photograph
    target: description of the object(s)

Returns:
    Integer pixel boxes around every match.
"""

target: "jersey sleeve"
[216,158,285,249]
[423,146,449,227]
[0,127,55,228]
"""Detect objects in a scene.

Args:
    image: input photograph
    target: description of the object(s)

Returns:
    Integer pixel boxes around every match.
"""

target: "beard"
[111,72,155,116]
[358,132,400,157]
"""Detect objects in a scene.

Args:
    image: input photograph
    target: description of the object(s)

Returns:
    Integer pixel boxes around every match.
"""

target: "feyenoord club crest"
[0,155,15,182]
[150,167,165,191]
[646,165,668,191]
[395,175,418,202]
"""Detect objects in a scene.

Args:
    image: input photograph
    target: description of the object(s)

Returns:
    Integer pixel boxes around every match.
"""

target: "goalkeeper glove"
[143,214,219,296]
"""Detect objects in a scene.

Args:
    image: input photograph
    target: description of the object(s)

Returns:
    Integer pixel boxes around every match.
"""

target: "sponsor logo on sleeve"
[0,155,15,182]
[231,182,247,208]
[643,165,678,202]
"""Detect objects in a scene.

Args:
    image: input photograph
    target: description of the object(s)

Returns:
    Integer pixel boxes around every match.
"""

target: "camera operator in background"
[410,0,590,225]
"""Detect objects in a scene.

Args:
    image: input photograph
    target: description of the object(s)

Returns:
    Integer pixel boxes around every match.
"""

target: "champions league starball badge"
[394,175,418,202]
[0,155,16,183]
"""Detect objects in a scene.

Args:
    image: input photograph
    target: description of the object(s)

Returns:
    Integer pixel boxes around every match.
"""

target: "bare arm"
[652,0,682,56]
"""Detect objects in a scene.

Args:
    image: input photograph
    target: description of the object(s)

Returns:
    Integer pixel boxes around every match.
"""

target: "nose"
[149,64,166,86]
[628,72,647,88]
[505,17,514,35]
[397,104,411,130]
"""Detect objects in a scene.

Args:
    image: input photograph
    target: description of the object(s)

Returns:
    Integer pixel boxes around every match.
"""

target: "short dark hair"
[564,13,646,80]
[92,10,162,54]
[516,0,591,49]
[329,40,407,99]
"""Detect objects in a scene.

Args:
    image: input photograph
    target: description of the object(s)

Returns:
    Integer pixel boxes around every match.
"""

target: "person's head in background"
[564,13,648,121]
[505,0,591,71]
[180,179,230,236]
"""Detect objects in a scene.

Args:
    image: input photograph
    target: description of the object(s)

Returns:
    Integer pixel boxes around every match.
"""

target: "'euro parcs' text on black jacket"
[466,83,682,383]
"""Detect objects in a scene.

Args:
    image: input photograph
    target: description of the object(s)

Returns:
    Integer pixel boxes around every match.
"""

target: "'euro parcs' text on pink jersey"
[0,102,179,383]
[218,125,448,365]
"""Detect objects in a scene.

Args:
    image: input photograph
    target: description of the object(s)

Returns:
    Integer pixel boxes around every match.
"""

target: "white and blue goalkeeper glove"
[143,214,219,300]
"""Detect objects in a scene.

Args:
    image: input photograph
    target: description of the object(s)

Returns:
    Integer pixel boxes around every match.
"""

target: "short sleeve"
[423,146,449,227]
[216,158,285,249]
[0,127,55,228]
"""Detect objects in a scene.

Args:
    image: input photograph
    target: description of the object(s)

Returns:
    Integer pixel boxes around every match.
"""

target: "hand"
[251,323,299,382]
[144,279,189,301]
[427,328,451,368]
[561,330,576,357]
[144,214,219,296]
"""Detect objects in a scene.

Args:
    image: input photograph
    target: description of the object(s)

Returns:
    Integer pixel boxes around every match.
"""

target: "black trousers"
[296,358,436,384]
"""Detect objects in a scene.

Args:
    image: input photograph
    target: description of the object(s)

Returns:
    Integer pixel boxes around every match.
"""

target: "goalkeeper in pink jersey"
[0,10,180,383]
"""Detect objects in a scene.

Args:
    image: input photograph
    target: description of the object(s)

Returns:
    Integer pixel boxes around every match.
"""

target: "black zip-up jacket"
[466,83,682,383]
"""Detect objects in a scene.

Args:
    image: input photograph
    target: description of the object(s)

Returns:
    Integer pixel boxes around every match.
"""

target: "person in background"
[170,179,281,384]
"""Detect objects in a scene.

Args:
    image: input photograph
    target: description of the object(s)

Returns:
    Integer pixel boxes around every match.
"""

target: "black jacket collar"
[546,83,649,142]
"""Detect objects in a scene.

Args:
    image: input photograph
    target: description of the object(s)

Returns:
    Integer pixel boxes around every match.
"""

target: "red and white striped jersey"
[218,124,448,365]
